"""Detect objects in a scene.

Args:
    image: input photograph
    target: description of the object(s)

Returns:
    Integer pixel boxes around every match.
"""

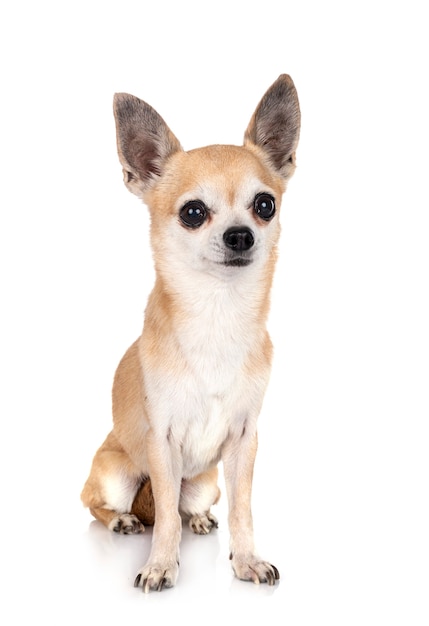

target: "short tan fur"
[81,74,300,592]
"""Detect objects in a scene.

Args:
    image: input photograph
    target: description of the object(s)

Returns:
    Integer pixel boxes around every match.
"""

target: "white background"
[1,1,428,624]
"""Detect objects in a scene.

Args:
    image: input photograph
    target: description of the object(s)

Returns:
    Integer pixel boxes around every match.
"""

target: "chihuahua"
[81,74,300,592]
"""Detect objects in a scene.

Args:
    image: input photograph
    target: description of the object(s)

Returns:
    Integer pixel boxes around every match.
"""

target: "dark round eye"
[254,193,276,221]
[179,200,207,228]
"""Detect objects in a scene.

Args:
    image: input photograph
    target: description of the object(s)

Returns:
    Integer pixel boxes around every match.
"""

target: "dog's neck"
[144,267,271,396]
[154,258,274,325]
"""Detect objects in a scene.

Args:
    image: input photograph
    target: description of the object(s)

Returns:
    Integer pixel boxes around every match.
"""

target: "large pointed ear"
[113,93,183,196]
[244,74,301,180]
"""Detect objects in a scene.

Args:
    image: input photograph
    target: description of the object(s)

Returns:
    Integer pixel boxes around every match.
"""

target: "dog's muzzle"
[222,227,254,267]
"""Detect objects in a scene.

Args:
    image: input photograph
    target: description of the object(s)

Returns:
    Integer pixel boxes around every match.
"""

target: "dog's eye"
[179,201,208,228]
[254,193,276,221]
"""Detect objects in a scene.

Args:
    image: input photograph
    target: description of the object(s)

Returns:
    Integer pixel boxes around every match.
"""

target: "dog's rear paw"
[134,561,179,593]
[189,512,218,535]
[109,513,145,534]
[231,554,280,585]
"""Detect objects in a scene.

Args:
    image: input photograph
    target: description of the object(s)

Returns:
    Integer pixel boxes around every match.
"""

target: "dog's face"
[144,144,285,278]
[112,75,300,280]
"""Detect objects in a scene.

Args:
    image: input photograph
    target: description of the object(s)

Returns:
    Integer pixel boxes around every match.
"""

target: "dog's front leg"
[223,430,280,585]
[134,430,182,592]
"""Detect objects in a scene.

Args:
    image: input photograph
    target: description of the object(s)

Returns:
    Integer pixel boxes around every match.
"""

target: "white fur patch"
[102,472,140,513]
[142,277,270,479]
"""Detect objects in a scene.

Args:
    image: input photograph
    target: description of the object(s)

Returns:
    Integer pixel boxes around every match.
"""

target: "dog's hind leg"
[179,467,221,534]
[81,431,145,534]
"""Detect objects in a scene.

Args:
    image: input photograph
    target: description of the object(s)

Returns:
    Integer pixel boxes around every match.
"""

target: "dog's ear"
[113,93,182,196]
[244,74,301,180]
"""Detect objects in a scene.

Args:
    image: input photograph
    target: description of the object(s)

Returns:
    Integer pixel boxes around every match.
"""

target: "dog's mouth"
[222,257,253,267]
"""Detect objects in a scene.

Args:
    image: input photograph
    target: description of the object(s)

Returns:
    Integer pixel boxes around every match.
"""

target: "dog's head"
[113,75,300,280]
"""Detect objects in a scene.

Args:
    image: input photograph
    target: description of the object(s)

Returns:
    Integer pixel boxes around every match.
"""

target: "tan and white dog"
[81,74,300,592]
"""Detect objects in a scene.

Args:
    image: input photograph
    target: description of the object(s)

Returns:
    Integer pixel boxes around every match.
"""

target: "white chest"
[177,281,260,393]
[142,274,269,478]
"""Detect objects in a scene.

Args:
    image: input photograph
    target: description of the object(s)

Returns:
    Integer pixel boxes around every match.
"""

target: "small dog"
[81,74,300,592]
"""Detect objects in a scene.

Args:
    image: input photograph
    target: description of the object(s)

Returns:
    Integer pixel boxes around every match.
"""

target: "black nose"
[223,227,254,251]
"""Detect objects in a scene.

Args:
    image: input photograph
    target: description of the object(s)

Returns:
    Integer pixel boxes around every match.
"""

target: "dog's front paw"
[134,560,179,593]
[230,553,280,586]
[189,512,218,535]
[109,513,144,534]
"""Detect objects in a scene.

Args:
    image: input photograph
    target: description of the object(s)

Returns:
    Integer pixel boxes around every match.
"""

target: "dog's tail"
[131,478,156,525]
